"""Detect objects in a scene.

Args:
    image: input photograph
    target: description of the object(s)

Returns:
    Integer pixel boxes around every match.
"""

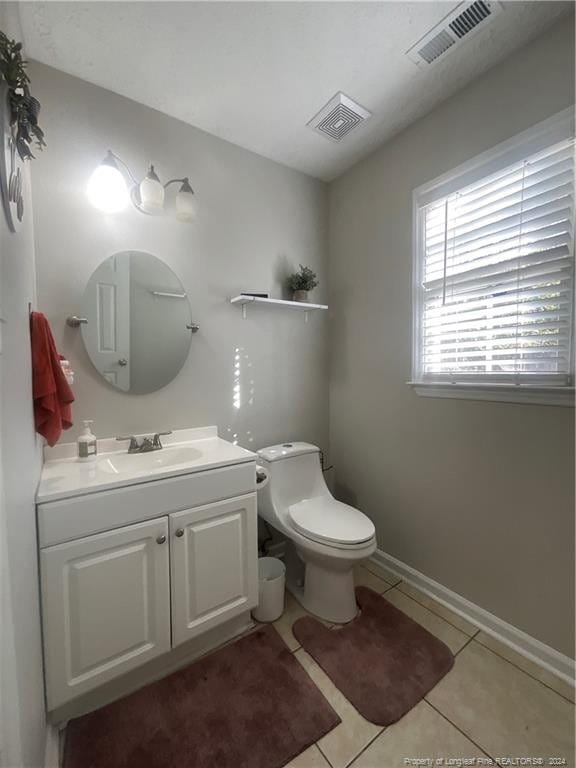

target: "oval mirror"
[80,251,192,394]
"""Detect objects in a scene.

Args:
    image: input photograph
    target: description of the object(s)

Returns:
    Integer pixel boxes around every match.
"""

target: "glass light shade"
[87,161,129,213]
[175,186,196,223]
[139,166,165,214]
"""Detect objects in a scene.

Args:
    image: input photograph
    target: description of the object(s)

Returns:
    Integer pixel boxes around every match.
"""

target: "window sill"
[408,382,575,407]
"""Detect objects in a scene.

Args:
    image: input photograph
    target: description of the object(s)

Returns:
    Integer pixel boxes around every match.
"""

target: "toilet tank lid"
[257,442,319,463]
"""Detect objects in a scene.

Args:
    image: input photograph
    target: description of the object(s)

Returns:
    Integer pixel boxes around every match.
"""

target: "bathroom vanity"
[36,427,258,716]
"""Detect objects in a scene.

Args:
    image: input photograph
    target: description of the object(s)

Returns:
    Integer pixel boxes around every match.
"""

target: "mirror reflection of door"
[81,252,193,394]
[82,254,131,391]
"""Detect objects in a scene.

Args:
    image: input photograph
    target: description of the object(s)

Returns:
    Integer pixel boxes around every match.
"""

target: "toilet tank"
[257,442,329,529]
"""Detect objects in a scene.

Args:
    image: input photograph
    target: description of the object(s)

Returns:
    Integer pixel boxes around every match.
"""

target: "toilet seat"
[288,497,375,547]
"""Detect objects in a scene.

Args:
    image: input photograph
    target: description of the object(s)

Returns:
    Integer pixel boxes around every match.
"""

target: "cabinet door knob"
[175,528,184,538]
[156,534,166,544]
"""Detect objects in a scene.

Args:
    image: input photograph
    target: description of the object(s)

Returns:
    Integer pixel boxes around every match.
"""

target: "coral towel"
[30,312,74,446]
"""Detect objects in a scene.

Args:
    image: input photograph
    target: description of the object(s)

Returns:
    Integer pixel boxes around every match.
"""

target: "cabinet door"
[170,494,258,646]
[41,517,171,709]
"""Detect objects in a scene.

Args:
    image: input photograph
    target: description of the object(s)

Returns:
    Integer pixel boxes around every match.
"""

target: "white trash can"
[252,557,286,623]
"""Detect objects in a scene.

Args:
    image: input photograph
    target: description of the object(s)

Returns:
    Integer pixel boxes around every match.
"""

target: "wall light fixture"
[87,150,196,223]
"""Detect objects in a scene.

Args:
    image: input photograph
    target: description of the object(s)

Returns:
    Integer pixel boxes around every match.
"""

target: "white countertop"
[37,426,256,503]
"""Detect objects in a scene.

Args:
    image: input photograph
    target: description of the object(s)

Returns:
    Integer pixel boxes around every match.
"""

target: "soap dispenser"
[77,420,97,462]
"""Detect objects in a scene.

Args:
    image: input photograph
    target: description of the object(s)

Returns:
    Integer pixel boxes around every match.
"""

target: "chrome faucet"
[116,431,172,453]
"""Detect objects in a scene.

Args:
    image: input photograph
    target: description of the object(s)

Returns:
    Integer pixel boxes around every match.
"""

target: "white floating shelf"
[230,295,328,320]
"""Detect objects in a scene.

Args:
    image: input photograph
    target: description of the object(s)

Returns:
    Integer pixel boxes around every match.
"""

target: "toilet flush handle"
[256,464,270,489]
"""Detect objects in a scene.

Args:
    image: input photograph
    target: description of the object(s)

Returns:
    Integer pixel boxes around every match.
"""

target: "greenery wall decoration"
[287,265,319,293]
[0,30,45,159]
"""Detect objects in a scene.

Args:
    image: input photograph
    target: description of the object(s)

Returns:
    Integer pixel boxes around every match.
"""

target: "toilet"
[257,442,376,624]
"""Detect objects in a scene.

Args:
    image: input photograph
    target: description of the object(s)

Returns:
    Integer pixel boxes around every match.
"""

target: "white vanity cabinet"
[41,517,172,710]
[37,431,258,713]
[170,495,258,645]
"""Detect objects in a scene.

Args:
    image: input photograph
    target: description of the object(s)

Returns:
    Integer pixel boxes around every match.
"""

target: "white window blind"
[415,136,575,392]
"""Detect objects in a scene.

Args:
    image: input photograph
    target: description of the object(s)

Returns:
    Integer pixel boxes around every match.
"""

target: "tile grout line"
[388,588,472,638]
[393,582,575,697]
[454,631,479,657]
[343,727,385,768]
[315,740,335,768]
[287,601,384,768]
[471,637,576,705]
[288,651,335,768]
[423,699,497,762]
[363,564,402,588]
[394,584,480,637]
[356,567,395,594]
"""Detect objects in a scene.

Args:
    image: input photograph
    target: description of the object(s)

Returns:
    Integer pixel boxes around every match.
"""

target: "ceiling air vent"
[308,92,372,143]
[407,1,503,66]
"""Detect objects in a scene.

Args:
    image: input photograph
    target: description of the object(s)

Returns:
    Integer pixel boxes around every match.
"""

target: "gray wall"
[328,18,575,658]
[29,63,329,453]
[0,6,46,766]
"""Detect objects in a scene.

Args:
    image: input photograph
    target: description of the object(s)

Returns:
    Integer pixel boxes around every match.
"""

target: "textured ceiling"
[18,1,572,181]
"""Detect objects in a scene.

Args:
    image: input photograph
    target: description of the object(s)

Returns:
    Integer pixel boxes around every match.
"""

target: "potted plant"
[0,31,46,160]
[287,264,319,303]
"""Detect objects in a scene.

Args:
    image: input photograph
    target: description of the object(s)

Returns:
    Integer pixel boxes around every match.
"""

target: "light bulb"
[87,153,129,213]
[175,179,196,223]
[139,165,165,214]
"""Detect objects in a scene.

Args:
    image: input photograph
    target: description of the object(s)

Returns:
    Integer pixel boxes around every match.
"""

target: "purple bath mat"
[293,586,454,725]
[64,624,340,768]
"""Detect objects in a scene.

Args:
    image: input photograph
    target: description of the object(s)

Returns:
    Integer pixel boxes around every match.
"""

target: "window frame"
[410,108,575,407]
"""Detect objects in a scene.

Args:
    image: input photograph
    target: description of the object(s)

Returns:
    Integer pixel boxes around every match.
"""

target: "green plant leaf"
[286,264,319,292]
[0,32,46,156]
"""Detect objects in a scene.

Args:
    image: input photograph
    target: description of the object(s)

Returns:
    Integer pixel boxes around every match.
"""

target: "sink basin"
[98,446,203,475]
[37,426,257,503]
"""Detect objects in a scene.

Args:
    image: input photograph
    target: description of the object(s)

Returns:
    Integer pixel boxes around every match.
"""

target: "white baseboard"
[371,549,576,686]
[44,724,60,768]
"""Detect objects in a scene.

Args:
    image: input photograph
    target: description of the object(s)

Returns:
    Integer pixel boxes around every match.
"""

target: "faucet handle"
[152,431,172,449]
[116,435,140,452]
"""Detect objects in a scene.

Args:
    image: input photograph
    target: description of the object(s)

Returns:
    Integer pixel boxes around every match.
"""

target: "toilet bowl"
[256,442,376,623]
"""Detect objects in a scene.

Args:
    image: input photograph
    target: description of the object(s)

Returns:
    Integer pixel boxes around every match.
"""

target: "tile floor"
[265,562,575,768]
